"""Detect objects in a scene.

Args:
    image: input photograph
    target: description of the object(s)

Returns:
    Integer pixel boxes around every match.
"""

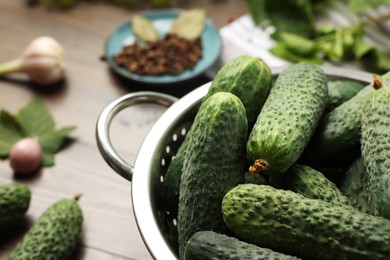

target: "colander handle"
[95,91,178,182]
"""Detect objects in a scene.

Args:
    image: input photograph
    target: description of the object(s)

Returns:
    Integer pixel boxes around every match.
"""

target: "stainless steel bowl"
[95,66,373,260]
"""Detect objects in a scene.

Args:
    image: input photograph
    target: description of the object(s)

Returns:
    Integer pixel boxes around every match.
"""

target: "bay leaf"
[170,8,206,40]
[132,15,160,42]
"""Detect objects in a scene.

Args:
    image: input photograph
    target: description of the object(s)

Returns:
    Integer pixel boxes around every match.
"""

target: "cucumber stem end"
[373,75,383,90]
[249,159,268,173]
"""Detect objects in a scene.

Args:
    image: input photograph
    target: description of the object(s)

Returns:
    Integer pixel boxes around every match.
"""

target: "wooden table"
[0,1,246,259]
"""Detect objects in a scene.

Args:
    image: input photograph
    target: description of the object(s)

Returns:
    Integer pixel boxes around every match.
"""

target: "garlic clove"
[22,56,65,85]
[0,36,66,86]
[23,36,64,59]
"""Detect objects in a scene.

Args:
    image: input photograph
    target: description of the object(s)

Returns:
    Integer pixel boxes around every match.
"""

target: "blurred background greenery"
[26,0,227,9]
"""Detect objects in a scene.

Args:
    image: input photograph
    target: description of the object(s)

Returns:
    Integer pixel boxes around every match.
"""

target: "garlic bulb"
[0,36,65,86]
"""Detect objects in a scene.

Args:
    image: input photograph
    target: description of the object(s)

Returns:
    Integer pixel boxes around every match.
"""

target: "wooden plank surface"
[0,1,246,259]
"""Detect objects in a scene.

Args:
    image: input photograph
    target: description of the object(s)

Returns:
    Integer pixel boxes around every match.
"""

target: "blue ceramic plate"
[105,9,222,85]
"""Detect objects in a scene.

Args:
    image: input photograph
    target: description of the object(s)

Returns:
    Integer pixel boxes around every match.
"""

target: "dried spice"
[114,33,202,75]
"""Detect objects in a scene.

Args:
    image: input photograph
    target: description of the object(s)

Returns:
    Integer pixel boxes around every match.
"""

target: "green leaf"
[374,49,390,71]
[246,0,316,38]
[0,98,76,166]
[150,0,171,8]
[316,24,337,35]
[246,0,267,25]
[330,27,345,61]
[278,32,317,56]
[312,0,337,13]
[132,15,160,42]
[15,98,55,137]
[342,28,357,54]
[39,126,76,153]
[247,0,389,73]
[347,0,390,14]
[42,151,55,167]
[169,8,206,40]
[316,24,365,62]
[354,40,375,58]
[40,126,75,166]
[270,43,323,64]
[0,110,24,157]
[316,31,336,55]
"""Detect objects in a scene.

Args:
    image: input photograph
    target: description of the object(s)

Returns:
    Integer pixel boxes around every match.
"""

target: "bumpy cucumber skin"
[205,55,272,128]
[247,63,327,175]
[163,55,270,215]
[178,92,247,258]
[361,87,390,219]
[222,184,390,260]
[310,166,345,186]
[327,80,365,111]
[8,198,83,260]
[0,183,31,234]
[244,171,268,185]
[273,164,351,208]
[163,136,190,215]
[184,231,301,260]
[340,157,370,214]
[305,71,390,167]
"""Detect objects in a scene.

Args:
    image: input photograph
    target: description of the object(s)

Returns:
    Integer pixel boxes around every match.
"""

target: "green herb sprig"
[246,0,390,73]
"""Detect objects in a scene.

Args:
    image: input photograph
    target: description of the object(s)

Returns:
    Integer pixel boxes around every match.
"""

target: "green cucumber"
[0,183,31,234]
[244,171,267,185]
[8,196,83,259]
[162,136,189,215]
[305,72,390,167]
[184,231,301,260]
[247,63,327,175]
[222,184,390,259]
[326,80,365,111]
[178,92,247,258]
[361,86,390,219]
[163,55,271,216]
[206,55,272,128]
[310,166,346,186]
[339,156,370,214]
[271,164,351,208]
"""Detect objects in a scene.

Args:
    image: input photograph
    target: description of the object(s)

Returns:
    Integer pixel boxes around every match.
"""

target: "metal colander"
[95,67,372,260]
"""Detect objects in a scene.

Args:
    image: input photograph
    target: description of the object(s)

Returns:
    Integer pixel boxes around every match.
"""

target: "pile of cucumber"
[162,55,390,259]
[0,183,83,259]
